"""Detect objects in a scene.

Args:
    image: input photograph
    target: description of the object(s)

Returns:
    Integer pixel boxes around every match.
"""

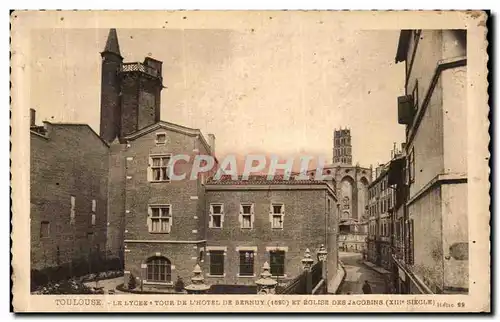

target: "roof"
[395,30,412,63]
[206,174,327,185]
[124,120,213,156]
[31,122,110,148]
[308,163,371,172]
[102,29,122,58]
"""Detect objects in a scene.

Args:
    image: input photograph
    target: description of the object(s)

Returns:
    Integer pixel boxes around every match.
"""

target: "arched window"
[146,256,172,283]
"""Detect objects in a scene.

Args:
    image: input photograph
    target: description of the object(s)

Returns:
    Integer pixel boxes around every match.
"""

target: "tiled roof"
[206,174,327,185]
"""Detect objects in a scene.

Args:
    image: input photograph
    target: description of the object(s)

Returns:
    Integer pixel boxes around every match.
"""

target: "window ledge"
[143,281,174,286]
[237,274,256,278]
[149,180,171,183]
[148,232,172,234]
[240,227,253,230]
[207,274,226,278]
[209,227,223,229]
[271,227,284,230]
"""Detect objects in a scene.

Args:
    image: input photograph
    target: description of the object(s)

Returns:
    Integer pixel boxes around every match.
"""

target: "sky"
[30,23,406,168]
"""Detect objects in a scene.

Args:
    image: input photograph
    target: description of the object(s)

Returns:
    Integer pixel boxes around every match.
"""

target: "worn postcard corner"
[10,10,490,313]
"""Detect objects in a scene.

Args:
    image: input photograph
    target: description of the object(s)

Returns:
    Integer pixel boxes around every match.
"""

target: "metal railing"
[275,261,323,294]
[121,62,159,78]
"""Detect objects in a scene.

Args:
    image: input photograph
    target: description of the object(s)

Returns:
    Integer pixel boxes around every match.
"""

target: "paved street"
[338,252,387,294]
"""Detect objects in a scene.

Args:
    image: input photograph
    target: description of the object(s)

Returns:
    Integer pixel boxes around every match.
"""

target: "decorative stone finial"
[255,261,277,294]
[184,264,210,293]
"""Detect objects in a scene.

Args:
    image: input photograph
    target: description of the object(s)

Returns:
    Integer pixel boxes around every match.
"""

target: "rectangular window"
[269,250,285,277]
[91,199,96,212]
[209,250,225,276]
[155,132,167,145]
[408,148,415,184]
[271,203,285,229]
[40,221,50,238]
[87,232,94,240]
[240,204,254,229]
[209,204,224,228]
[412,79,419,112]
[239,250,255,276]
[149,155,171,182]
[148,205,172,233]
[91,214,96,227]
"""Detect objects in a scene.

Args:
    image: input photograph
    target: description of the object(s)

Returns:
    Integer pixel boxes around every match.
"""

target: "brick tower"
[99,29,123,144]
[333,128,352,165]
[99,29,164,143]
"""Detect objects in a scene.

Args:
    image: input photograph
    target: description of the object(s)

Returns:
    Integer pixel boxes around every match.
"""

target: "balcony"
[121,62,160,78]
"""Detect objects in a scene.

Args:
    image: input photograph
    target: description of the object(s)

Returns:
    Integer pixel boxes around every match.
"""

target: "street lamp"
[317,244,328,262]
[301,248,314,271]
[301,248,314,294]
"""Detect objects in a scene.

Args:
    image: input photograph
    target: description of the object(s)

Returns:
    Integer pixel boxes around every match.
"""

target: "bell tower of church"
[333,128,353,165]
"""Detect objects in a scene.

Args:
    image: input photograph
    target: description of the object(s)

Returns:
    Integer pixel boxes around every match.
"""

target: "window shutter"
[147,157,152,182]
[220,204,225,223]
[239,204,243,226]
[209,205,213,228]
[147,207,152,231]
[250,204,255,228]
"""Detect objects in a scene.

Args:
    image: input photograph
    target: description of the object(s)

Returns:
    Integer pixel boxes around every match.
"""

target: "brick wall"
[106,142,127,259]
[99,54,122,143]
[203,187,336,286]
[120,125,211,286]
[120,74,140,139]
[30,124,109,271]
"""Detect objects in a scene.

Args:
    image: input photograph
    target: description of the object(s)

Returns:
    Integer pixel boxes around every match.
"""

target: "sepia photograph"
[10,10,489,312]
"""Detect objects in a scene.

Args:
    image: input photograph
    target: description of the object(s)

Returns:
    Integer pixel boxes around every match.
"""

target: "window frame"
[145,256,172,284]
[209,203,224,229]
[239,203,254,229]
[148,204,173,234]
[208,250,225,276]
[269,250,286,277]
[408,148,416,184]
[155,132,167,146]
[148,154,172,183]
[238,250,255,277]
[270,203,285,230]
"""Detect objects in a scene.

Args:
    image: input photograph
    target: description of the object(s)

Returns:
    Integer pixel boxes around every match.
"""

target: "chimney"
[30,109,36,127]
[208,134,216,156]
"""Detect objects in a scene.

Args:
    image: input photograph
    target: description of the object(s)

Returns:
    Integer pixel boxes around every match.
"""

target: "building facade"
[366,156,399,271]
[204,176,338,288]
[393,29,468,294]
[30,114,110,274]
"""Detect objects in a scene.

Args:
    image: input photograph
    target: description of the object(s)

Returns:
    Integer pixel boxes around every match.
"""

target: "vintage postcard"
[11,10,490,312]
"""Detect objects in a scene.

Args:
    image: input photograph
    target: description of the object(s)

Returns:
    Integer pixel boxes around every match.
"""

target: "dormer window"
[155,133,167,145]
